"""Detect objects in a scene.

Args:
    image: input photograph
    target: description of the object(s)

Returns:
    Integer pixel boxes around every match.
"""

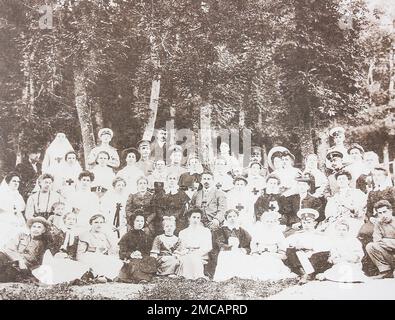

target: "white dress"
[54,162,82,198]
[323,188,367,237]
[213,173,234,192]
[177,225,212,280]
[226,189,255,232]
[116,165,145,195]
[100,190,129,240]
[0,185,26,248]
[322,236,369,283]
[66,190,100,234]
[247,222,296,281]
[91,165,115,192]
[42,133,74,177]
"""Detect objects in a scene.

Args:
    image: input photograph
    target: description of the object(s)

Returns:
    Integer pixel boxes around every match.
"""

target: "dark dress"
[15,159,42,201]
[125,191,155,235]
[156,191,190,235]
[118,229,157,283]
[254,193,292,225]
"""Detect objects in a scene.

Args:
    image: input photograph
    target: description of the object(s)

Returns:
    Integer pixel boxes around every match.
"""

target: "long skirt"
[119,256,157,283]
[78,252,124,280]
[32,251,89,285]
[322,262,369,283]
[247,253,297,281]
[177,253,206,280]
[157,255,180,276]
[213,250,250,282]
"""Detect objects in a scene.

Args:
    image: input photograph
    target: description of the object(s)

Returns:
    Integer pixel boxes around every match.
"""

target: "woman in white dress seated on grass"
[77,214,123,283]
[32,212,90,285]
[248,211,297,281]
[213,209,251,282]
[316,220,369,283]
[177,208,212,280]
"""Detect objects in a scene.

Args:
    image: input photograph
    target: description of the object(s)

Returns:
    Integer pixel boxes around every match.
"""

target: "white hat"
[98,128,113,138]
[297,208,319,221]
[329,126,345,137]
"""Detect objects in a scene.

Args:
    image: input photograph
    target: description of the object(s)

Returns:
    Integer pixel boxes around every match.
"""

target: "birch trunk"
[74,68,95,166]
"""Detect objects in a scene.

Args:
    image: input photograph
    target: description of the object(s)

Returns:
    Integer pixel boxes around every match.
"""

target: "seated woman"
[0,172,27,248]
[77,214,124,283]
[248,211,296,281]
[32,212,90,285]
[0,217,50,283]
[323,170,367,237]
[177,208,212,280]
[213,209,251,282]
[118,214,157,283]
[316,220,368,283]
[150,216,182,277]
[178,155,203,199]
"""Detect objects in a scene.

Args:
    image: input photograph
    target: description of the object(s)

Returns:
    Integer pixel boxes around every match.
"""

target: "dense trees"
[0,0,392,173]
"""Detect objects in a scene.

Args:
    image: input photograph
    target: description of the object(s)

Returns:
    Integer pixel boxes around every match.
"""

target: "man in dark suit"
[15,148,42,200]
[150,127,167,162]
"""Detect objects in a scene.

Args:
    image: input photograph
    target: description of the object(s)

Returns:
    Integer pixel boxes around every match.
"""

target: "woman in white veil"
[54,151,83,198]
[0,172,27,248]
[42,133,74,177]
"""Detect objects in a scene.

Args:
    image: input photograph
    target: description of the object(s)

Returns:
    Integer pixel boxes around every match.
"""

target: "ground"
[0,278,393,300]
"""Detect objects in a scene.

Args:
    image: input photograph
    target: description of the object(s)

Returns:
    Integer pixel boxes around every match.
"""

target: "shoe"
[370,270,394,279]
[138,280,149,284]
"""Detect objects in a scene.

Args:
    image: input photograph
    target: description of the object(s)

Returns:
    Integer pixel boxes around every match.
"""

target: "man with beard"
[15,147,42,200]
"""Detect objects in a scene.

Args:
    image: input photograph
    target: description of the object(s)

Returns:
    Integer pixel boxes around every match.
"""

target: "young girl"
[248,211,296,281]
[212,209,251,282]
[150,216,182,277]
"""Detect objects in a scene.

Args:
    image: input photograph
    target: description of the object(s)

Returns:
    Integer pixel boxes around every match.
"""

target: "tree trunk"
[199,102,214,168]
[298,125,314,162]
[316,130,330,171]
[383,140,390,169]
[142,35,161,141]
[73,68,95,167]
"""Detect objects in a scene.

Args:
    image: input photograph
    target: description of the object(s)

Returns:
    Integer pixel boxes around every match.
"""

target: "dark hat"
[297,208,319,221]
[373,164,389,175]
[249,161,263,169]
[326,150,343,161]
[233,175,248,185]
[268,146,290,170]
[334,170,352,181]
[122,147,141,162]
[295,172,316,191]
[137,139,151,148]
[374,200,392,210]
[27,216,51,230]
[348,143,364,154]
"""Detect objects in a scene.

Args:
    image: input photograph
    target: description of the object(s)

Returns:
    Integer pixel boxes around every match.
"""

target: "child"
[150,216,182,277]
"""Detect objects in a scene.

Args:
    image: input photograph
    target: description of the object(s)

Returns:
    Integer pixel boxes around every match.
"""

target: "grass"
[0,277,299,300]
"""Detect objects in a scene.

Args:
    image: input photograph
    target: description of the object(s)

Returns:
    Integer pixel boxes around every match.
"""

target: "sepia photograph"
[0,0,394,305]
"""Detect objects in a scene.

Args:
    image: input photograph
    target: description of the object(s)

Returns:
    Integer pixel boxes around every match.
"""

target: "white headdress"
[42,133,74,174]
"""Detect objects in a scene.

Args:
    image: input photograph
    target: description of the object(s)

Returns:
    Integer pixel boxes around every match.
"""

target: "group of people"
[0,126,394,286]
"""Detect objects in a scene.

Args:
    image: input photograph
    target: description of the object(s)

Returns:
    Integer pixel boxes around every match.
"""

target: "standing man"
[326,150,345,196]
[366,200,395,279]
[150,127,167,161]
[87,128,120,169]
[190,171,227,231]
[136,140,155,177]
[15,147,42,201]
